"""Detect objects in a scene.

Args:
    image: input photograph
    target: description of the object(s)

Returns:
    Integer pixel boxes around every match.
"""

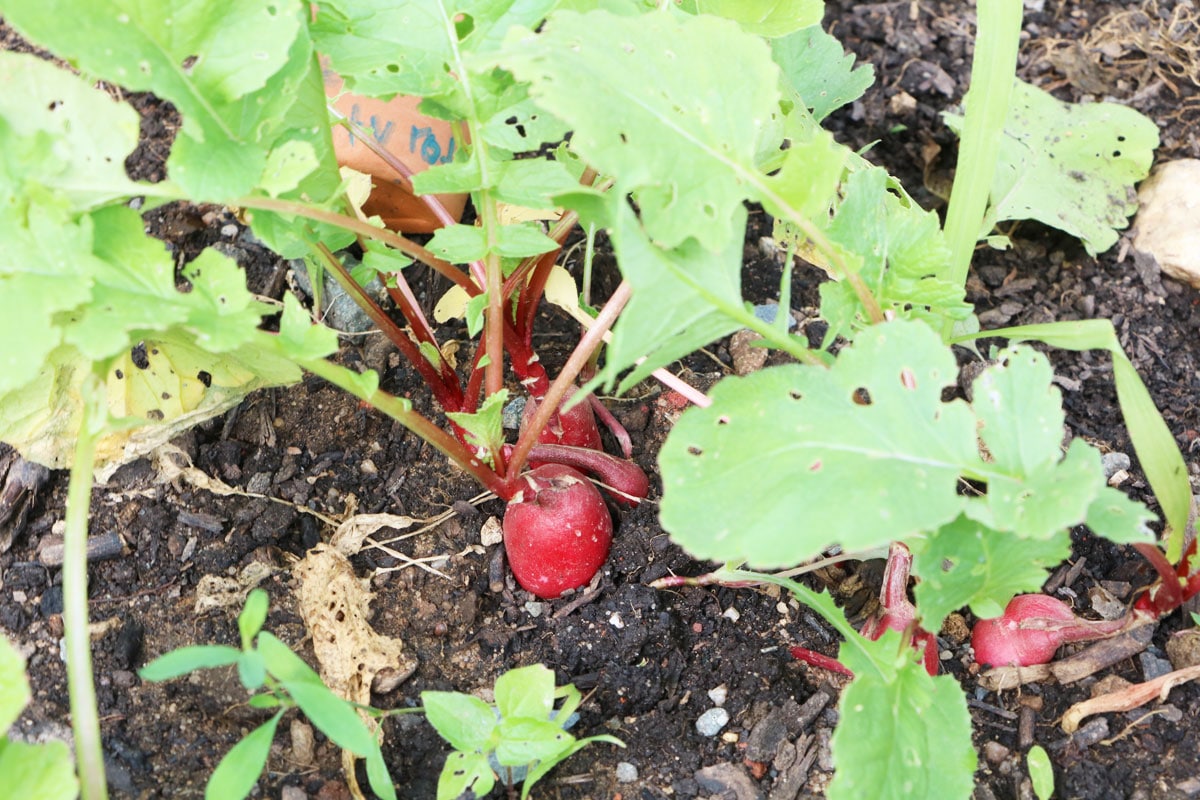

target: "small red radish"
[504,464,613,599]
[971,594,1130,667]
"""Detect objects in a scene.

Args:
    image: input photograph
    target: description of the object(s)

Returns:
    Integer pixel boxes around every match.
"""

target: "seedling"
[422,664,623,800]
[139,590,398,800]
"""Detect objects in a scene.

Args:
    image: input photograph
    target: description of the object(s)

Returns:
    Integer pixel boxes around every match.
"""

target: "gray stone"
[695,707,730,737]
[616,762,639,783]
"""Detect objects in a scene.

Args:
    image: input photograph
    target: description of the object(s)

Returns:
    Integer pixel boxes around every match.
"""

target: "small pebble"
[695,707,730,737]
[479,516,503,547]
[280,786,307,800]
[1101,452,1131,479]
[220,223,240,238]
[615,762,638,783]
[707,684,728,707]
[609,611,625,629]
[1140,650,1174,681]
[502,396,527,430]
[523,601,545,618]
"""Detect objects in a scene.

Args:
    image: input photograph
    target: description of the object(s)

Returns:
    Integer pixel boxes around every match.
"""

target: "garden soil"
[4,1,1200,798]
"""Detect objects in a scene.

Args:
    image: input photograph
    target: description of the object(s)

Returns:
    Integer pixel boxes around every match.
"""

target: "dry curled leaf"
[293,544,416,705]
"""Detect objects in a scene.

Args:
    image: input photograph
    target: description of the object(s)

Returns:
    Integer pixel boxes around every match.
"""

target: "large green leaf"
[0,53,143,209]
[659,320,978,566]
[312,0,555,116]
[503,10,782,251]
[0,739,78,800]
[3,0,311,200]
[944,79,1158,255]
[830,632,976,800]
[689,0,822,37]
[658,321,1152,568]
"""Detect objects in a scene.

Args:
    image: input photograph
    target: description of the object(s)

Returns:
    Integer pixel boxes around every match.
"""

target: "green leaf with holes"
[944,79,1158,255]
[912,516,1072,631]
[658,320,1152,568]
[659,320,979,566]
[2,0,314,200]
[771,25,875,121]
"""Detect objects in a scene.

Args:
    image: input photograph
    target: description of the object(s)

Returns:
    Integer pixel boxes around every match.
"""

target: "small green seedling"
[139,590,396,800]
[422,664,624,800]
[1027,745,1054,800]
[0,633,78,800]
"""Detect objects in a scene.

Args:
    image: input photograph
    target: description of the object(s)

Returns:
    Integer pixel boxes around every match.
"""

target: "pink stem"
[587,395,633,459]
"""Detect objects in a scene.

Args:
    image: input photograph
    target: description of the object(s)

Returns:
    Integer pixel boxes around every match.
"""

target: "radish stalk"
[526,443,649,506]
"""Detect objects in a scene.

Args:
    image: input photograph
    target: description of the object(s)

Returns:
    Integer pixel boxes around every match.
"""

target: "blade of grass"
[942,0,1024,291]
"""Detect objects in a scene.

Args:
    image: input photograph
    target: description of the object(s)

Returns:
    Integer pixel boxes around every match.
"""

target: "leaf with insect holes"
[830,630,976,800]
[912,516,1073,631]
[771,25,875,121]
[0,53,143,210]
[3,0,316,200]
[595,203,744,394]
[944,79,1158,255]
[659,320,979,567]
[783,165,971,341]
[502,10,782,251]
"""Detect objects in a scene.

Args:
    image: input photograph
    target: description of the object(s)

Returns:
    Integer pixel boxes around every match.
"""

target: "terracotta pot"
[323,66,467,233]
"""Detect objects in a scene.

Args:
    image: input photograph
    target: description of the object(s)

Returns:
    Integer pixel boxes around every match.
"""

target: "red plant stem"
[587,395,633,459]
[880,541,913,611]
[314,244,465,412]
[525,444,647,503]
[515,247,563,343]
[1133,542,1185,614]
[239,195,475,292]
[506,281,632,481]
[789,646,854,678]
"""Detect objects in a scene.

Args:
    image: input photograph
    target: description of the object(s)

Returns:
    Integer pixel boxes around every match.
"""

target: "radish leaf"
[944,79,1158,255]
[912,516,1072,630]
[771,25,875,121]
[503,10,782,251]
[660,320,977,566]
[831,631,976,800]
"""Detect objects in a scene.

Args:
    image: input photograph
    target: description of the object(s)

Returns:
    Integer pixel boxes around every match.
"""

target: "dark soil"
[4,1,1200,798]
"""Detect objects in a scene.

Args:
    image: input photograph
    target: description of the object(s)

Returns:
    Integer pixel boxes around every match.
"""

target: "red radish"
[503,464,613,599]
[971,594,1131,667]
